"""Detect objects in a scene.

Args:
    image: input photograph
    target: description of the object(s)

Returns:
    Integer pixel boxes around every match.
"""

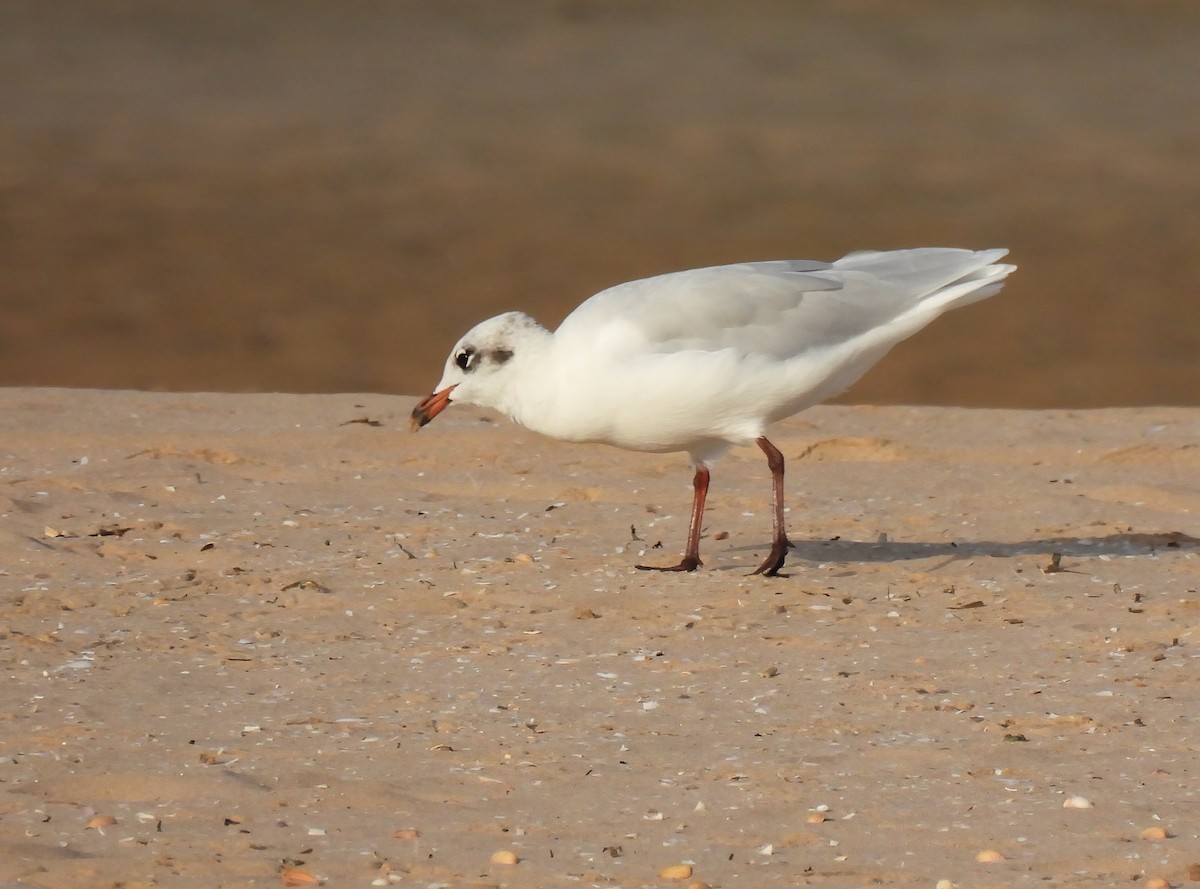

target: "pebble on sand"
[658,863,694,880]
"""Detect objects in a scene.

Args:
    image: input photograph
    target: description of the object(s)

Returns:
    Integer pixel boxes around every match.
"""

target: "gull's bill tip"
[409,385,456,432]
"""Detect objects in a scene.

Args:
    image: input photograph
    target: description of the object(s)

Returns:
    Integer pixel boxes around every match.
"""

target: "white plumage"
[412,247,1015,575]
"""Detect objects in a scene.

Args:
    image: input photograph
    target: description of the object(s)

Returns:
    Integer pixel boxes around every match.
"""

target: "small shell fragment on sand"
[280,868,319,887]
[490,850,519,865]
[658,863,693,880]
[975,849,1005,863]
[1062,795,1093,808]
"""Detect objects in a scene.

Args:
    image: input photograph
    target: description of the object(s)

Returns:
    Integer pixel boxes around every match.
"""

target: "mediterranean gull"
[411,247,1015,576]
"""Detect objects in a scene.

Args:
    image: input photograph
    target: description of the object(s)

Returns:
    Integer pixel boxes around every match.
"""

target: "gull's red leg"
[637,464,710,572]
[751,436,792,576]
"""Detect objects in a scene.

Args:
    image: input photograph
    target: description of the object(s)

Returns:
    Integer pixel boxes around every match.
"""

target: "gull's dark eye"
[455,347,477,372]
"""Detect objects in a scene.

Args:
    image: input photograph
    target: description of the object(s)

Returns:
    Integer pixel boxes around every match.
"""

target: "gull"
[411,247,1014,576]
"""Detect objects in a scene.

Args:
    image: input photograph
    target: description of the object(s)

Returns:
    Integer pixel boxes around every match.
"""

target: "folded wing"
[555,248,1012,362]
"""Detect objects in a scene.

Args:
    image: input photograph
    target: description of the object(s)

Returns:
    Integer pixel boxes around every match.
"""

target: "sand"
[2,387,1198,888]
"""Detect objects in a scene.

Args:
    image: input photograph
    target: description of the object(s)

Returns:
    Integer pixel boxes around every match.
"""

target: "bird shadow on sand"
[719,530,1200,570]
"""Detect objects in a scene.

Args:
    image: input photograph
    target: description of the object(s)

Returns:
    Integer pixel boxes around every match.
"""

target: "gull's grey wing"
[553,249,1010,362]
[554,262,885,361]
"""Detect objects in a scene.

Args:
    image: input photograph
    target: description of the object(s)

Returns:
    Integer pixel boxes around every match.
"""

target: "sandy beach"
[2,388,1198,887]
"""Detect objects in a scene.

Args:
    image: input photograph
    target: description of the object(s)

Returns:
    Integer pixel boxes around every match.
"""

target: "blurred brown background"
[2,1,1197,407]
